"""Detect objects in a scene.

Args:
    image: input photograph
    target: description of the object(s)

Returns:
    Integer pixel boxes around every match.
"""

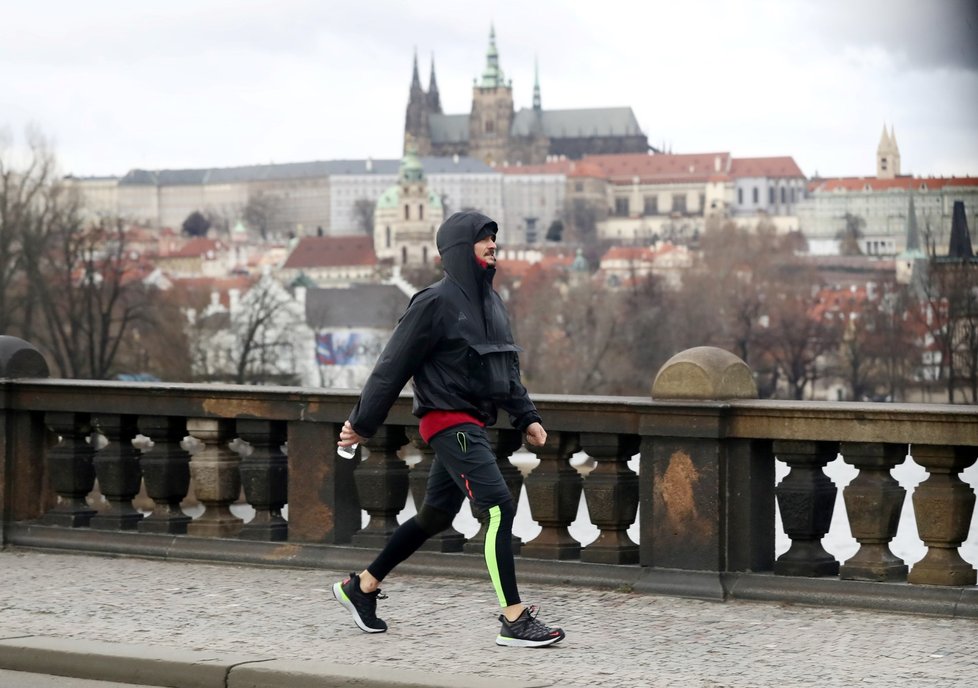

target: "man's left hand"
[525,422,547,447]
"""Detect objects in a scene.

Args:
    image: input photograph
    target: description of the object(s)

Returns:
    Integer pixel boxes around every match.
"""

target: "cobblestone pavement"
[2,550,977,688]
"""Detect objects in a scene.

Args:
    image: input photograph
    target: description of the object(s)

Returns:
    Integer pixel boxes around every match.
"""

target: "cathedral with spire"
[404,26,650,165]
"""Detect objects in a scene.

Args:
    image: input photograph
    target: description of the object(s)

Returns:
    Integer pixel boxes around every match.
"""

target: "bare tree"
[1,131,154,378]
[229,277,306,385]
[837,213,865,256]
[242,191,281,241]
[758,291,839,400]
[0,128,61,336]
[24,218,153,379]
[353,198,377,235]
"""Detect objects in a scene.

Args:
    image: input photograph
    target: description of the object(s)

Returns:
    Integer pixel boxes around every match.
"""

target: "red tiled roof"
[282,236,377,269]
[498,160,574,175]
[567,161,607,178]
[809,176,978,193]
[161,238,226,258]
[601,246,653,262]
[582,152,732,183]
[730,156,805,179]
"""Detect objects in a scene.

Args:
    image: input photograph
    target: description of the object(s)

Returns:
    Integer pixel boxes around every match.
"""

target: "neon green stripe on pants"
[484,504,506,607]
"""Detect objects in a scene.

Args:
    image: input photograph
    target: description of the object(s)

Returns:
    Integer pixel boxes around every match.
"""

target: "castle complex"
[403,27,650,165]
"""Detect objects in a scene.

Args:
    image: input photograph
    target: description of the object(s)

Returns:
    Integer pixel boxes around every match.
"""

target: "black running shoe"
[332,572,388,633]
[496,605,565,647]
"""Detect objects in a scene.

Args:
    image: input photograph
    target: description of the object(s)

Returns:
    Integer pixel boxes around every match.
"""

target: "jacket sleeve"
[348,291,438,438]
[496,355,542,433]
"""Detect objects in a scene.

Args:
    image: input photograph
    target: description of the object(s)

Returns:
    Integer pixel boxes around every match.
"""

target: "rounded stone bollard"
[0,336,50,379]
[651,346,757,400]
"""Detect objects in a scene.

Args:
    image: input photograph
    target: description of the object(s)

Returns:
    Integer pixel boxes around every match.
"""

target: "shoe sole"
[332,582,387,633]
[495,632,565,648]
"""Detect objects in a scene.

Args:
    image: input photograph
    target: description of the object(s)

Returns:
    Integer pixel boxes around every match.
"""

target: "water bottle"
[337,443,358,460]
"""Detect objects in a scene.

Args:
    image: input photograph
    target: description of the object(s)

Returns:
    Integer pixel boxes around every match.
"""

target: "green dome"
[377,185,400,209]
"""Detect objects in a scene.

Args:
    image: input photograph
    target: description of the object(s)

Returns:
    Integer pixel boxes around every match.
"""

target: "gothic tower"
[404,50,432,155]
[468,25,514,165]
[876,124,901,179]
[427,55,442,114]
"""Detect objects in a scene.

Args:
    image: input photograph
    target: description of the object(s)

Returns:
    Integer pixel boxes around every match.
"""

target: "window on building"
[485,119,495,134]
[699,194,706,214]
[422,246,429,264]
[404,204,410,220]
[781,187,787,204]
[574,182,584,193]
[752,187,759,204]
[671,194,687,214]
[614,197,629,217]
[419,204,424,220]
[401,246,408,264]
[791,188,796,203]
[769,187,775,205]
[385,225,391,248]
[644,195,658,215]
[738,188,743,205]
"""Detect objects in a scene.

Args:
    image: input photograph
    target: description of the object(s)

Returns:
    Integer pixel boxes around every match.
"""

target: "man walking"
[333,210,565,648]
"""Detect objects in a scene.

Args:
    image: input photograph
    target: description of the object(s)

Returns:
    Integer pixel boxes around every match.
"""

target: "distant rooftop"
[809,176,978,193]
[305,284,409,329]
[282,236,377,270]
[118,157,495,187]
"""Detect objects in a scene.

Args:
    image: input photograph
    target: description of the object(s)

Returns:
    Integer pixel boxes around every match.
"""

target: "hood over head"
[436,210,498,296]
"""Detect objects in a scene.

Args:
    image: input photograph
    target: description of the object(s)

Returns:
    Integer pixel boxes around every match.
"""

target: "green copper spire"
[479,24,507,88]
[399,138,424,184]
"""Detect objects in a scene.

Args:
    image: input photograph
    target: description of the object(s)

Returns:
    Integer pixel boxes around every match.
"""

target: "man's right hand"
[338,420,363,448]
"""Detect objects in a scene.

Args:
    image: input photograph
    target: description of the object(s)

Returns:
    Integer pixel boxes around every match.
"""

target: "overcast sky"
[1,0,976,179]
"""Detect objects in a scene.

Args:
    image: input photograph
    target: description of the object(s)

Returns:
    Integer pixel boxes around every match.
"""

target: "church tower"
[469,25,514,165]
[876,124,901,179]
[404,51,432,155]
[427,55,442,114]
[374,138,444,267]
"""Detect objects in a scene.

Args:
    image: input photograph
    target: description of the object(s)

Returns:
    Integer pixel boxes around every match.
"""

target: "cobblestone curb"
[0,636,553,688]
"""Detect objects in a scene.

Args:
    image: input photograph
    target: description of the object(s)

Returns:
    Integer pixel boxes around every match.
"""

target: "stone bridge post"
[0,336,52,545]
[640,346,774,599]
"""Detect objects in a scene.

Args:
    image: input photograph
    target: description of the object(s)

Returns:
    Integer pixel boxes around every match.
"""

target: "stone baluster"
[405,428,464,552]
[186,418,242,538]
[137,415,192,534]
[521,431,582,560]
[773,440,840,577]
[907,444,977,586]
[89,415,144,530]
[352,425,409,548]
[464,428,524,555]
[237,419,288,541]
[580,432,640,565]
[39,412,97,527]
[839,442,908,581]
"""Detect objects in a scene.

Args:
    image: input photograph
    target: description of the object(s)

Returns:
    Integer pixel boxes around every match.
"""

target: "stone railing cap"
[0,336,50,379]
[652,346,757,401]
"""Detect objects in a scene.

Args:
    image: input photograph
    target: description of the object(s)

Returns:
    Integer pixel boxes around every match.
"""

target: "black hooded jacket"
[348,211,541,439]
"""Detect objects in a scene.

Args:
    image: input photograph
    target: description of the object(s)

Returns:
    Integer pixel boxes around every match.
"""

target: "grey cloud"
[810,0,978,71]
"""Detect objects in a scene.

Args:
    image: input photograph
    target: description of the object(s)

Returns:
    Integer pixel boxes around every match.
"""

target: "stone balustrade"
[1,336,976,617]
